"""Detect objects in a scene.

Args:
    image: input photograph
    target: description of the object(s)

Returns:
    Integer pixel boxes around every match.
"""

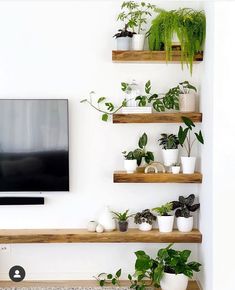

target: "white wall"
[0,0,204,280]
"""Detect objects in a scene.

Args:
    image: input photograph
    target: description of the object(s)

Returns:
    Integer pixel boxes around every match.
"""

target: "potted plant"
[152,202,174,233]
[158,133,179,167]
[178,81,197,112]
[178,117,204,173]
[112,209,133,232]
[117,1,156,50]
[172,194,200,232]
[122,151,137,173]
[114,24,136,50]
[134,209,156,231]
[171,162,180,174]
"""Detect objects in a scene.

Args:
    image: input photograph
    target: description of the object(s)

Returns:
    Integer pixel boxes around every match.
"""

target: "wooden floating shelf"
[113,112,202,124]
[114,171,202,184]
[112,50,203,63]
[0,228,202,244]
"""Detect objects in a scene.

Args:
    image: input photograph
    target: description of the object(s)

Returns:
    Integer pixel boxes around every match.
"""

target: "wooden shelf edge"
[0,229,202,244]
[113,171,202,184]
[113,112,203,124]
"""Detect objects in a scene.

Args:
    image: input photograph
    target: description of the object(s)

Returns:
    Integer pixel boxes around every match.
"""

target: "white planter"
[172,166,180,174]
[132,34,145,50]
[124,159,137,173]
[177,216,193,232]
[116,37,131,50]
[157,215,174,233]
[162,149,179,166]
[160,273,189,290]
[87,221,98,232]
[98,206,116,232]
[138,222,152,231]
[181,157,196,174]
[179,93,196,112]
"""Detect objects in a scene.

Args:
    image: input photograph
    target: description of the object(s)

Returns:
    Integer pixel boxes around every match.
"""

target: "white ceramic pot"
[157,215,174,233]
[96,224,104,233]
[98,206,116,232]
[116,37,131,50]
[181,157,196,174]
[132,34,145,50]
[162,149,179,166]
[177,216,193,232]
[124,159,137,173]
[179,93,196,112]
[160,273,189,290]
[172,166,180,174]
[138,222,152,231]
[87,221,98,232]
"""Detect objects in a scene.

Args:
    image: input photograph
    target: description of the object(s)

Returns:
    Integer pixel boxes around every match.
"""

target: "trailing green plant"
[178,81,197,94]
[134,209,156,225]
[112,210,133,221]
[148,8,206,74]
[152,202,173,216]
[94,269,122,287]
[113,24,136,38]
[158,133,179,149]
[122,133,154,166]
[117,1,156,34]
[171,194,200,218]
[178,116,204,157]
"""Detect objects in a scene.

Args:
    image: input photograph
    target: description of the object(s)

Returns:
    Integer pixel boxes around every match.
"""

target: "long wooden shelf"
[114,171,202,183]
[0,280,201,290]
[0,228,202,244]
[112,50,203,63]
[113,112,202,123]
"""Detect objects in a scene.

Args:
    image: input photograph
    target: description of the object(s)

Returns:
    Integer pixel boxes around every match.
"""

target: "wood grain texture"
[112,50,203,63]
[0,280,200,289]
[0,229,202,244]
[113,171,202,183]
[113,112,202,124]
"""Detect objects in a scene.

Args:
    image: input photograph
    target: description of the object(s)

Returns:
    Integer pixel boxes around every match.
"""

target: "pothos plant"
[123,133,154,166]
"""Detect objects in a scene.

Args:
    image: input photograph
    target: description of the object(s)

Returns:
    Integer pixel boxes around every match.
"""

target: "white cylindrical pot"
[87,221,98,232]
[160,273,189,290]
[116,37,131,50]
[124,159,137,173]
[132,34,145,50]
[181,157,196,174]
[162,149,179,166]
[172,166,180,174]
[179,93,196,112]
[177,216,193,232]
[98,206,116,232]
[157,215,174,233]
[138,222,152,231]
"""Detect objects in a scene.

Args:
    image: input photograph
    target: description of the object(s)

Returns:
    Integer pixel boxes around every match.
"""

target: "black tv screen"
[0,99,69,192]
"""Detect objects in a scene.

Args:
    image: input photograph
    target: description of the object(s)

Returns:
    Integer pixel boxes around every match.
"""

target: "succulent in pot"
[134,209,156,231]
[172,194,200,232]
[178,117,204,174]
[113,24,136,50]
[158,133,179,167]
[178,81,197,112]
[171,162,180,174]
[152,202,174,233]
[112,209,133,232]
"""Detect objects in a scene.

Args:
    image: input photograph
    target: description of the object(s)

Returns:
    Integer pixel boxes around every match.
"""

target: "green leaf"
[105,102,114,112]
[195,130,204,144]
[140,133,148,147]
[153,99,165,112]
[98,97,106,104]
[107,274,113,279]
[111,278,116,285]
[116,269,122,278]
[121,82,128,92]
[99,280,105,287]
[145,80,151,94]
[102,113,108,121]
[178,126,189,145]
[128,274,132,281]
[182,116,195,129]
[180,250,191,262]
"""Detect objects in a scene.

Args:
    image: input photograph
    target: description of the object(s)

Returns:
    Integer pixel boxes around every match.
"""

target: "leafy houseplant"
[112,210,133,232]
[171,162,181,174]
[148,8,206,74]
[114,24,136,50]
[178,116,204,173]
[172,194,200,232]
[152,202,174,233]
[94,269,121,287]
[134,209,156,231]
[158,133,179,167]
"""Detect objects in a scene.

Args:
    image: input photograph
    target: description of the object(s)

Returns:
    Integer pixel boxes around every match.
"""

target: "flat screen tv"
[0,99,69,192]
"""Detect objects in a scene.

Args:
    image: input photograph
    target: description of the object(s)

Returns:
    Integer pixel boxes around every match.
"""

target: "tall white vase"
[181,157,196,174]
[132,34,145,50]
[98,206,116,232]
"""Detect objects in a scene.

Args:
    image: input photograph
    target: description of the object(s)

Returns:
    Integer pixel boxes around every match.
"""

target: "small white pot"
[179,93,196,112]
[172,166,180,174]
[160,273,189,290]
[157,215,174,233]
[124,159,137,173]
[116,37,131,50]
[162,149,179,167]
[87,221,98,232]
[177,216,193,232]
[132,34,145,50]
[181,157,196,174]
[138,222,152,231]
